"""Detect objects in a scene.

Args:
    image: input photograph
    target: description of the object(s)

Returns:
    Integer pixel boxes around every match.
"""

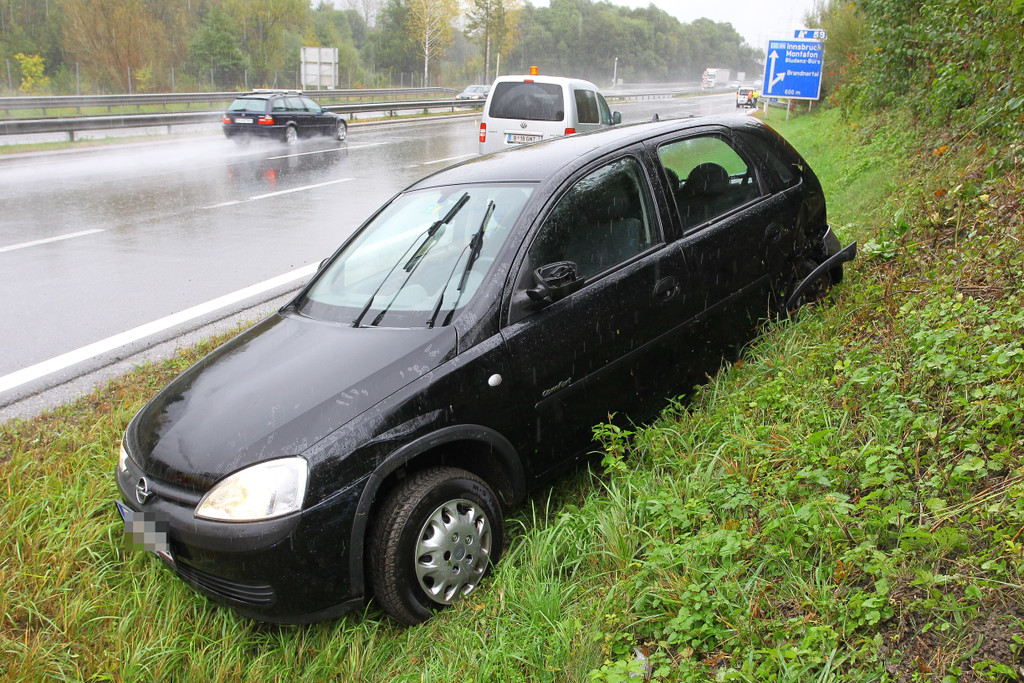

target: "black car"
[221,90,348,145]
[115,115,855,625]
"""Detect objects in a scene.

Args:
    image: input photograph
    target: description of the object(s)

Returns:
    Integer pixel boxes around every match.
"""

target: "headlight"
[118,442,130,473]
[195,457,308,522]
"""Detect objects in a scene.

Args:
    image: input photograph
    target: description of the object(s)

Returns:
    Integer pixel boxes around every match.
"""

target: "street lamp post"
[612,57,618,88]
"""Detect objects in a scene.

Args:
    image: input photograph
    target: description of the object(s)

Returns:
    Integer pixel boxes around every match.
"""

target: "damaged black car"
[115,115,856,625]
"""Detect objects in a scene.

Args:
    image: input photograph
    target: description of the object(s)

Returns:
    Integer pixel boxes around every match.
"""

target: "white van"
[478,70,621,155]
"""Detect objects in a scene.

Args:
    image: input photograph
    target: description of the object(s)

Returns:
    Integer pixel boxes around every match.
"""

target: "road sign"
[762,39,824,100]
[794,29,827,41]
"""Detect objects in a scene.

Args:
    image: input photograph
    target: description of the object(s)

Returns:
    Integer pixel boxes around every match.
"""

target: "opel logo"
[135,477,153,505]
[520,122,528,129]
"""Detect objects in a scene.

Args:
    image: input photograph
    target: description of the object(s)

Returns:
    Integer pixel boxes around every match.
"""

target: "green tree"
[189,5,247,87]
[224,0,308,85]
[13,51,49,91]
[465,0,520,83]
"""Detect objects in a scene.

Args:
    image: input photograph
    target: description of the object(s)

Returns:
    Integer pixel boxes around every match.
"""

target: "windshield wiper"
[427,200,495,329]
[358,192,470,328]
[403,193,470,273]
[351,230,427,328]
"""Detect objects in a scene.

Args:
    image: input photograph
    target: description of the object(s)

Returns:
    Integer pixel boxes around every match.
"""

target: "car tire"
[335,120,348,142]
[284,126,298,145]
[368,466,503,625]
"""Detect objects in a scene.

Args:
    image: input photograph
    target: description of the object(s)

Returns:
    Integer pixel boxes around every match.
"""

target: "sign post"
[761,38,824,107]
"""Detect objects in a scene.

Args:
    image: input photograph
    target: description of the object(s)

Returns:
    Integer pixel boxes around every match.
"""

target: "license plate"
[234,117,252,124]
[506,133,540,144]
[115,500,174,564]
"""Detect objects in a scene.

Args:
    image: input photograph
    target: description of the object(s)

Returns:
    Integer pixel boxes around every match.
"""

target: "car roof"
[408,114,765,190]
[490,74,601,90]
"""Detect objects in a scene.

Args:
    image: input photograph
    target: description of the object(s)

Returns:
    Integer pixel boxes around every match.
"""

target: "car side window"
[272,98,287,112]
[658,135,764,232]
[597,93,613,125]
[573,89,600,124]
[301,97,322,113]
[527,157,657,281]
[285,97,305,111]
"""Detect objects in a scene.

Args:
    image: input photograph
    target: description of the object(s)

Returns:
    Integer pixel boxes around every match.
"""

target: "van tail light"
[222,115,231,124]
[257,115,274,125]
[479,122,486,143]
[564,128,576,135]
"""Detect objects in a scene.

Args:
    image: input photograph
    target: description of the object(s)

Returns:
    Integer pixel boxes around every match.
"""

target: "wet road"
[0,93,739,413]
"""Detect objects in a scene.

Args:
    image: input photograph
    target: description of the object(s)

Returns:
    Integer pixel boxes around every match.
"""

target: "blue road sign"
[762,39,824,100]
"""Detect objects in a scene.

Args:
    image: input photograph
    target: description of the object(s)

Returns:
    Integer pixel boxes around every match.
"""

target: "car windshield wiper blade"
[403,193,470,273]
[426,200,495,329]
[350,230,428,328]
[367,192,470,328]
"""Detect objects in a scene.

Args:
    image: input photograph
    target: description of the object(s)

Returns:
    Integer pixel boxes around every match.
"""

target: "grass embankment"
[2,107,1022,681]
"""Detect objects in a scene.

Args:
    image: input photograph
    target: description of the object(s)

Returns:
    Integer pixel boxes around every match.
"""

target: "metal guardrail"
[0,87,458,115]
[0,88,699,141]
[0,98,484,140]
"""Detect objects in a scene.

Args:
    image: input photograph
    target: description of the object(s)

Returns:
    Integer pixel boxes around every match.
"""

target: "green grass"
[2,106,1023,681]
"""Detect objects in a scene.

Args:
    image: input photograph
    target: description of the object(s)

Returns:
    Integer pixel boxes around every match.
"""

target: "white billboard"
[301,47,338,89]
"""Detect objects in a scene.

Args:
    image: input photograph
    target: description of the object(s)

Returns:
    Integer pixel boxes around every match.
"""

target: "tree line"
[0,0,760,95]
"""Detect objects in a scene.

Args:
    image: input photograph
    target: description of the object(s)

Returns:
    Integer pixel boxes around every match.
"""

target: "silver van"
[478,71,621,155]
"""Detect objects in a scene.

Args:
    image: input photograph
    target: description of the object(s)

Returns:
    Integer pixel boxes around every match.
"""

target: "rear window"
[488,82,564,122]
[228,98,268,112]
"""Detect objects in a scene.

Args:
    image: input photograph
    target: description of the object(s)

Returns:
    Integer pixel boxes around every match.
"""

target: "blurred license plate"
[115,500,174,563]
[507,133,540,144]
[235,118,252,124]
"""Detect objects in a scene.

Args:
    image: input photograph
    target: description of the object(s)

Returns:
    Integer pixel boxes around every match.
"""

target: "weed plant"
[2,108,1022,680]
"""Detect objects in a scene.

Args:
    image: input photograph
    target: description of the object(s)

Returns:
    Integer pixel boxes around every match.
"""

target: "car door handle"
[653,276,679,301]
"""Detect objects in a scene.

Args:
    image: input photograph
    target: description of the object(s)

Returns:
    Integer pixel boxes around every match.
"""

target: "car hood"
[127,312,457,491]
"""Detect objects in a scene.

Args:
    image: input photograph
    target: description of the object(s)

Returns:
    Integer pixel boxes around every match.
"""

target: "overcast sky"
[530,0,820,51]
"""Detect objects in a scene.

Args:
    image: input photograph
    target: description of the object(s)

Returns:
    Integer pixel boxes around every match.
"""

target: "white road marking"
[412,153,477,167]
[0,229,104,254]
[205,177,353,208]
[0,263,318,394]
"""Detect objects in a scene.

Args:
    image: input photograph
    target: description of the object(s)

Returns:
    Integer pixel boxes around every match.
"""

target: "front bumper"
[115,459,366,623]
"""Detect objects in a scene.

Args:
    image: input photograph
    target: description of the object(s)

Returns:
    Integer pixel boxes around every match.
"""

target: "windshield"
[297,184,534,327]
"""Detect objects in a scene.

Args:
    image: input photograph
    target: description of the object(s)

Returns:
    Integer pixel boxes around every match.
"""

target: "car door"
[301,96,330,136]
[499,153,687,483]
[284,96,311,136]
[652,129,778,368]
[571,87,602,134]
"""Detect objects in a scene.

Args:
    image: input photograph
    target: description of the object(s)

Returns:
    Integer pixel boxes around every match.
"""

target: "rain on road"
[0,93,739,413]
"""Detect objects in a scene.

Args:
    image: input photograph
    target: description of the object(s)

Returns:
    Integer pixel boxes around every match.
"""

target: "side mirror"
[612,111,622,125]
[526,261,584,304]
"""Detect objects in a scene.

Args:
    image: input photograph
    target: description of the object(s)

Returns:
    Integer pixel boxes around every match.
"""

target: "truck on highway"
[701,68,732,90]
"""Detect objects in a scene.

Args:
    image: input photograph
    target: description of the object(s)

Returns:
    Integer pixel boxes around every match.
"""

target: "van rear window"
[488,82,564,121]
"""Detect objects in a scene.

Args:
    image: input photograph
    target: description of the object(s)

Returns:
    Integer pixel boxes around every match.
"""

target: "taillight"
[564,128,576,135]
[479,122,486,143]
[257,115,274,125]
[222,115,231,124]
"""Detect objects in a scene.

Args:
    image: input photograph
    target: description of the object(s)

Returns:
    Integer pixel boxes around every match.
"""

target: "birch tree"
[406,0,458,86]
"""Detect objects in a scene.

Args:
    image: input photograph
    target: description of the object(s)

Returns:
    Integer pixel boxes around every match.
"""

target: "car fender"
[346,423,525,597]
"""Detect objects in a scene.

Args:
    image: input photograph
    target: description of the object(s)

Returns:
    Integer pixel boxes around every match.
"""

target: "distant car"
[478,69,621,154]
[456,85,490,100]
[736,88,759,108]
[221,90,348,145]
[115,115,855,626]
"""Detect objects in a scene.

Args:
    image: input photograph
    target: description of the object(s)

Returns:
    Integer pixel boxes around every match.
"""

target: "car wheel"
[368,466,502,625]
[335,120,348,142]
[284,126,298,145]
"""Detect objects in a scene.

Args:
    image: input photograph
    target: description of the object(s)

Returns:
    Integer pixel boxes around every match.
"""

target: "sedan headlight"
[195,457,308,522]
